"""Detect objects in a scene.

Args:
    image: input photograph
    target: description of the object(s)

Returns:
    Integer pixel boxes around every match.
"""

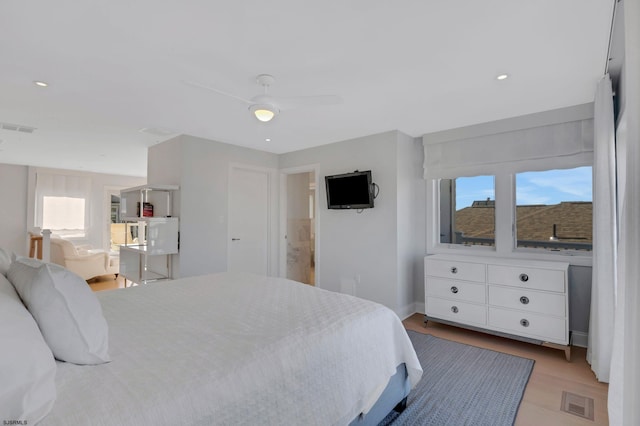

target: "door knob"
[231,238,240,241]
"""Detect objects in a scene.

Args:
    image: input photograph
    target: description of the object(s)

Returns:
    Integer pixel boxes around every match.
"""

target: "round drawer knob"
[450,266,458,274]
[450,286,459,294]
[519,273,529,282]
[520,296,530,305]
[520,319,530,327]
[451,306,459,314]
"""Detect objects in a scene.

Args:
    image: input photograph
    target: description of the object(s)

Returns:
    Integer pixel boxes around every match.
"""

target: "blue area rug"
[381,330,534,426]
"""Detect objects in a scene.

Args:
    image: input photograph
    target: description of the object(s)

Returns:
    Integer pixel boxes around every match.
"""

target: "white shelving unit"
[119,184,179,285]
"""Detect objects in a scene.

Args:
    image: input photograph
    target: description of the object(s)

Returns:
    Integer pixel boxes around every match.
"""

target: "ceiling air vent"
[0,122,37,133]
[139,127,174,136]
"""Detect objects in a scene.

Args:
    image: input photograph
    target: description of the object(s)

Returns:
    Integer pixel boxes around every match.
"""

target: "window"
[440,176,495,247]
[435,167,592,255]
[516,167,592,251]
[425,106,593,258]
[35,172,91,239]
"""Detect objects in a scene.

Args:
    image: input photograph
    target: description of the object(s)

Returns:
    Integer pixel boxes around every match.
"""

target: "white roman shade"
[423,104,594,179]
[35,172,92,238]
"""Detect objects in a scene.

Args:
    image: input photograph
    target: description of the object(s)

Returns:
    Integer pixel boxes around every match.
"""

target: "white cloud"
[516,185,553,205]
[517,167,592,204]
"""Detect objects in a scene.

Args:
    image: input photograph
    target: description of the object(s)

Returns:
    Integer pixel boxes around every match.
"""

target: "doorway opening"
[280,166,318,286]
[103,186,127,253]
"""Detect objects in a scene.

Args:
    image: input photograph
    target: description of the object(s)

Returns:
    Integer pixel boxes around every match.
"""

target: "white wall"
[0,164,28,255]
[279,130,424,316]
[148,135,279,278]
[396,134,427,316]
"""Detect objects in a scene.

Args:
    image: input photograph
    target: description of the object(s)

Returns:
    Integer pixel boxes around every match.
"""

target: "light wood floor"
[87,274,127,292]
[404,314,609,425]
[88,277,608,425]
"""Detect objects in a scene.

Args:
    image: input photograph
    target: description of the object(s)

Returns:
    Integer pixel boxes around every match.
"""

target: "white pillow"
[0,273,57,423]
[8,257,111,365]
[0,247,11,276]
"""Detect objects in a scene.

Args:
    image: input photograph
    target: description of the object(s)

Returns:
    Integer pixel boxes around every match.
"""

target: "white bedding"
[41,272,422,425]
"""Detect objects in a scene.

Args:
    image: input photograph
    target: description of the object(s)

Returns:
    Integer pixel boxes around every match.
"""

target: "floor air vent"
[561,391,594,421]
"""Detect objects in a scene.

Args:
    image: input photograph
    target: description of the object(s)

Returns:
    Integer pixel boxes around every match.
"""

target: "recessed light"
[34,81,49,87]
[265,138,271,142]
[496,74,509,81]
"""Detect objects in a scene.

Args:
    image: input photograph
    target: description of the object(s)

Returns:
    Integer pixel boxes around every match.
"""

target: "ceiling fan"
[184,74,342,122]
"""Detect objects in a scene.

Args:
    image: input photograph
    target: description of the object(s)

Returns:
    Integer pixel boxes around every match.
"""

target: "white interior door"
[228,165,270,275]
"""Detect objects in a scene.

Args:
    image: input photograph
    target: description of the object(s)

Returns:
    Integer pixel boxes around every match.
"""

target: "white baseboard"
[571,331,588,348]
[397,303,416,320]
[399,302,425,320]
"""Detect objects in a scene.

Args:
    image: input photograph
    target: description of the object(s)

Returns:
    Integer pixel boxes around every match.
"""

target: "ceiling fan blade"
[182,80,252,104]
[273,95,343,111]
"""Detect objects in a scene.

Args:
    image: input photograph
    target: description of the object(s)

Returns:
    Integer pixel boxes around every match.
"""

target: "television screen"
[325,170,374,209]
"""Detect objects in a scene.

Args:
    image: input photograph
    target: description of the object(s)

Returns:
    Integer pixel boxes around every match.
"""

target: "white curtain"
[608,112,626,426]
[587,74,616,382]
[609,0,640,423]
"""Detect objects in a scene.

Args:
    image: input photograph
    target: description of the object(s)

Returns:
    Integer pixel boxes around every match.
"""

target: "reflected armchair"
[49,237,118,281]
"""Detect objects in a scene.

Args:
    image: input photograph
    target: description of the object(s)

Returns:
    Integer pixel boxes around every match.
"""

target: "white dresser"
[424,254,571,360]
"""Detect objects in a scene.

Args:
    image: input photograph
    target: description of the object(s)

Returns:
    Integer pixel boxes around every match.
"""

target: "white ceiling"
[0,1,614,177]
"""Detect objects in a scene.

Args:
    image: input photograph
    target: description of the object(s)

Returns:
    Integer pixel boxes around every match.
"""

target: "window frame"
[438,175,497,251]
[514,167,593,254]
[426,169,593,267]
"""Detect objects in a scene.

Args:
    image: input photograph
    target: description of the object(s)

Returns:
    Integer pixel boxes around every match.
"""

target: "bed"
[24,271,422,425]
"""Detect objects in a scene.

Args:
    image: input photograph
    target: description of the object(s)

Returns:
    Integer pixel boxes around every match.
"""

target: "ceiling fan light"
[250,104,277,122]
[254,109,275,122]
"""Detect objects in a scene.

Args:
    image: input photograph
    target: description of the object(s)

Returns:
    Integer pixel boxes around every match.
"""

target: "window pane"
[440,176,495,247]
[516,167,592,251]
[42,196,86,237]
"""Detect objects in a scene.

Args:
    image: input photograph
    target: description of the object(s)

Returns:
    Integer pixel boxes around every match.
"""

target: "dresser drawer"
[427,277,486,303]
[487,264,565,293]
[488,286,565,316]
[426,258,485,283]
[488,307,567,344]
[426,297,486,326]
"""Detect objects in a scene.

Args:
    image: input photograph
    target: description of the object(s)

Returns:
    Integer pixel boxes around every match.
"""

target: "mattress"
[41,272,422,425]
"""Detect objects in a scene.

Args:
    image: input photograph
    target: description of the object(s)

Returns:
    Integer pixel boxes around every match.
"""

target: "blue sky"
[455,167,593,209]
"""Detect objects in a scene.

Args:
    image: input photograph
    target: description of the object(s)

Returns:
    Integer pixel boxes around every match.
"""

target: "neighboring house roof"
[455,203,495,238]
[455,201,592,244]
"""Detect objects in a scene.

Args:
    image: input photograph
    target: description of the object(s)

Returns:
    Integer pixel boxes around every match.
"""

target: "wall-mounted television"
[325,170,374,209]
